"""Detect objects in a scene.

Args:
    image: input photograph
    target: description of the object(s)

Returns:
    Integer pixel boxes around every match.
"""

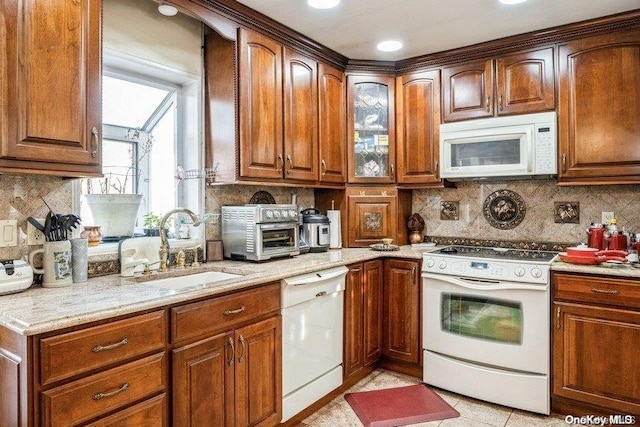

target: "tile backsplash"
[1,175,639,261]
[412,180,640,245]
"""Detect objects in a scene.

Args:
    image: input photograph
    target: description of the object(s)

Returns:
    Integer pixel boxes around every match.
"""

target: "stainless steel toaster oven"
[221,204,300,261]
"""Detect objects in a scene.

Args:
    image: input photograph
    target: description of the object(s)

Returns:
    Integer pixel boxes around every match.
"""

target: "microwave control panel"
[534,122,556,174]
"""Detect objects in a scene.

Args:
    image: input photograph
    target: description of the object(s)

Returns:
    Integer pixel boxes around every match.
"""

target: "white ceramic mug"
[29,240,73,287]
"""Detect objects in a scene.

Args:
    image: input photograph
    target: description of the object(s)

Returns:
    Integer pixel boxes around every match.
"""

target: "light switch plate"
[0,220,18,247]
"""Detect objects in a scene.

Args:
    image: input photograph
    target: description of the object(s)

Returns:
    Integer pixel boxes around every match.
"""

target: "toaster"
[0,260,34,295]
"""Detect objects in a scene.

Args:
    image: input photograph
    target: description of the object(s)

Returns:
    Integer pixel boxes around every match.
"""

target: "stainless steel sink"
[143,271,242,291]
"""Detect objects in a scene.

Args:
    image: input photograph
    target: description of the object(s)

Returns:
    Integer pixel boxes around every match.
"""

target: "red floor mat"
[345,384,460,427]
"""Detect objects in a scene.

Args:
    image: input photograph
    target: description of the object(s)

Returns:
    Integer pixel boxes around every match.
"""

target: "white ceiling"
[236,0,639,61]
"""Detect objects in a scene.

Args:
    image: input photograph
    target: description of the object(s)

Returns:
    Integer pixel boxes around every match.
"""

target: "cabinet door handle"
[223,306,246,316]
[91,126,99,158]
[93,383,129,401]
[238,335,246,363]
[411,266,416,282]
[499,94,503,111]
[591,288,619,295]
[561,153,567,173]
[227,336,235,366]
[286,154,293,175]
[435,161,439,178]
[556,306,561,329]
[486,95,491,112]
[277,154,283,173]
[390,164,394,178]
[321,159,327,177]
[92,338,128,353]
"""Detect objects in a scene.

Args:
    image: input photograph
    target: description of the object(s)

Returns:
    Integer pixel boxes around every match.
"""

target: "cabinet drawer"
[41,353,166,427]
[84,393,166,427]
[39,311,166,386]
[171,283,281,343]
[553,273,640,309]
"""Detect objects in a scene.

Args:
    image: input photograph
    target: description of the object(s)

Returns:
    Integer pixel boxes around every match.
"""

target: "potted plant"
[143,212,172,237]
[83,129,153,239]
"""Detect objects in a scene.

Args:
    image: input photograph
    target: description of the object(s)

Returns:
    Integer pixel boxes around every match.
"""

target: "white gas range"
[422,245,558,415]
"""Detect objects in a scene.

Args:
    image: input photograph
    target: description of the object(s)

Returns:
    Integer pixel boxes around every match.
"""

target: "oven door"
[257,223,299,258]
[422,272,549,375]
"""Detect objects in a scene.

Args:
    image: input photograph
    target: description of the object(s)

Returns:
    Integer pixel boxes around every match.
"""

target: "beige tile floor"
[298,369,567,427]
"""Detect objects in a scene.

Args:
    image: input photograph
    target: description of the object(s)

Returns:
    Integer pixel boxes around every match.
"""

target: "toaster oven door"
[258,223,299,259]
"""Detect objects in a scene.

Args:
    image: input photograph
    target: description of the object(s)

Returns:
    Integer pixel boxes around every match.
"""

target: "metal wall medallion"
[483,190,526,229]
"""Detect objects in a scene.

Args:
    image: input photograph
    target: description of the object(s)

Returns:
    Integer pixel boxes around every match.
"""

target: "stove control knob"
[438,260,447,269]
[289,210,297,218]
[274,210,281,219]
[531,268,542,278]
[514,267,525,277]
[282,210,289,218]
[426,258,435,269]
[265,210,273,219]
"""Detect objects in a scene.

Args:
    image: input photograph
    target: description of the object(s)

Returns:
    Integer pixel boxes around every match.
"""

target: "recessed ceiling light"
[307,0,340,9]
[499,0,527,4]
[377,40,403,52]
[158,4,178,16]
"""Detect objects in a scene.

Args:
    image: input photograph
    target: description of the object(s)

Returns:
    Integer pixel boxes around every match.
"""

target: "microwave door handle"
[526,129,534,172]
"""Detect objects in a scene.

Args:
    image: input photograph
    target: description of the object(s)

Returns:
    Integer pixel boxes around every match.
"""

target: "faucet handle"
[191,246,201,267]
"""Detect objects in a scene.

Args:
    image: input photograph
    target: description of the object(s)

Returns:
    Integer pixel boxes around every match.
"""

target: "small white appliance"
[0,260,34,295]
[439,112,556,180]
[422,246,557,415]
[281,266,348,422]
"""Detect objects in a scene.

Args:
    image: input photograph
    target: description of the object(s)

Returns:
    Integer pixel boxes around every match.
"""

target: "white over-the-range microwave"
[439,111,557,180]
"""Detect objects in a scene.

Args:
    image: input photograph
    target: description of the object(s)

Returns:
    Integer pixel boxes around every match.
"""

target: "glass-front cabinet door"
[347,75,395,183]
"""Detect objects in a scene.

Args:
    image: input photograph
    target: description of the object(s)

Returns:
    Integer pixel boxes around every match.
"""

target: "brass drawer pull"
[238,335,246,363]
[227,336,235,366]
[92,338,129,353]
[591,288,619,295]
[223,306,246,316]
[93,383,129,401]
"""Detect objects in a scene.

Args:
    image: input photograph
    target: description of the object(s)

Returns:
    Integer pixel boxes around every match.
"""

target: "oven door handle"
[422,272,548,292]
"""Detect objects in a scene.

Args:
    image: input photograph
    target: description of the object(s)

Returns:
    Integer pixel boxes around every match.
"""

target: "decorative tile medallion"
[483,189,526,230]
[440,201,459,220]
[364,212,383,231]
[554,202,580,224]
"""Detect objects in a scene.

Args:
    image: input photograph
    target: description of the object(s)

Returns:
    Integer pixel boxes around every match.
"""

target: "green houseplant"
[143,212,172,237]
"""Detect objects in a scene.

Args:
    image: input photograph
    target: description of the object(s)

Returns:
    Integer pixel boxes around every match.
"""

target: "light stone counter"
[551,259,640,279]
[0,246,428,336]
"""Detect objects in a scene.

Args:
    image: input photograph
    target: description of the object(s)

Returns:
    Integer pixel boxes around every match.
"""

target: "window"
[75,53,203,247]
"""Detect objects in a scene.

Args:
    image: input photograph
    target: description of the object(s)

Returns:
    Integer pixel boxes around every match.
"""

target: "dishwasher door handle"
[315,291,327,297]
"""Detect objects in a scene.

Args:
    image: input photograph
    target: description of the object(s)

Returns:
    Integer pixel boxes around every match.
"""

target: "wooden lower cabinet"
[552,272,640,416]
[171,283,282,427]
[382,259,421,364]
[344,261,383,379]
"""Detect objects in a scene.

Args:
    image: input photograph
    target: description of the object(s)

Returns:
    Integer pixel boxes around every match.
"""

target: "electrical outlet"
[27,219,46,245]
[601,211,615,224]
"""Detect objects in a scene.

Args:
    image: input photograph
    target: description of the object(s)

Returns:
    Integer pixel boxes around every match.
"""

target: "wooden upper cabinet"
[442,60,494,122]
[318,64,347,184]
[283,48,318,182]
[0,0,102,177]
[396,70,442,186]
[557,28,640,185]
[238,28,283,180]
[442,48,555,122]
[347,75,396,184]
[238,28,322,183]
[496,48,554,115]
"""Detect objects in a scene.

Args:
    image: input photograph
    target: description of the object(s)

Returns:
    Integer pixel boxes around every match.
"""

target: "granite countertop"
[0,246,427,336]
[3,244,639,337]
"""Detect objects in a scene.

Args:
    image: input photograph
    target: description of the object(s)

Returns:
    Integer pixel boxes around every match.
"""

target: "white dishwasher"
[281,265,348,422]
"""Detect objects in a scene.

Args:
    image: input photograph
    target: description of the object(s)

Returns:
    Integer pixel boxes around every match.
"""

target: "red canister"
[587,224,606,250]
[608,233,628,251]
